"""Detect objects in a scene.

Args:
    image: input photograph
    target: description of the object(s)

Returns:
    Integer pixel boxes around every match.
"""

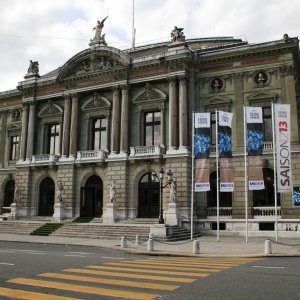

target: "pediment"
[38,102,63,118]
[6,123,21,131]
[246,90,278,103]
[57,46,130,80]
[81,93,111,111]
[132,84,167,103]
[200,95,232,106]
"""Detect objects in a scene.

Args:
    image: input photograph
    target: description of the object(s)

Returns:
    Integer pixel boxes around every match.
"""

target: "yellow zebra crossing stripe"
[115,260,236,268]
[38,272,179,291]
[7,278,159,300]
[0,286,81,300]
[103,261,221,272]
[64,267,196,283]
[86,265,211,277]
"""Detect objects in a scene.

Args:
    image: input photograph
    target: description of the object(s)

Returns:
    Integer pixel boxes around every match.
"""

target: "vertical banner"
[218,111,234,192]
[246,106,265,190]
[274,104,292,193]
[194,113,211,192]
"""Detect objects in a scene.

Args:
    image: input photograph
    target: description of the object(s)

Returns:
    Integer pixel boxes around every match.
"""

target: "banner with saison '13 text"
[274,104,292,193]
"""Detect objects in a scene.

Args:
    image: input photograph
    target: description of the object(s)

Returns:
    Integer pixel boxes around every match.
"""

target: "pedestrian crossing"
[0,256,262,299]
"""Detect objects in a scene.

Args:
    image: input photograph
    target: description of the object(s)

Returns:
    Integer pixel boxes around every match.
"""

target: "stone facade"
[0,25,300,236]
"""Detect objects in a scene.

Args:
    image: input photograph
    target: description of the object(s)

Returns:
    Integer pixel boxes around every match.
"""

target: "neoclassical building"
[0,23,300,236]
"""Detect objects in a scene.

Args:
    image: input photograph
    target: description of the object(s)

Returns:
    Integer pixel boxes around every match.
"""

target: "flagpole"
[191,112,195,240]
[243,106,248,243]
[216,110,220,242]
[271,103,278,242]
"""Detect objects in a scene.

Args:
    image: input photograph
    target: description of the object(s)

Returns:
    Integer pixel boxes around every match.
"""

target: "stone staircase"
[0,221,45,235]
[51,223,151,240]
[165,226,202,242]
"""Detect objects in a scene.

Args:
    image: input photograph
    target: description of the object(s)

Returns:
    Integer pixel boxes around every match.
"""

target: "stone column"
[120,86,129,154]
[19,104,29,161]
[106,110,111,152]
[0,111,7,166]
[179,76,188,149]
[26,102,36,160]
[62,94,71,157]
[233,74,243,149]
[168,77,177,150]
[69,94,78,157]
[110,87,121,154]
[160,103,166,148]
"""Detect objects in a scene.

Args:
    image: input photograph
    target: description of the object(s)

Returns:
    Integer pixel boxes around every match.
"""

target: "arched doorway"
[207,171,232,207]
[253,168,280,207]
[138,173,159,218]
[39,177,55,216]
[80,175,103,218]
[3,180,15,207]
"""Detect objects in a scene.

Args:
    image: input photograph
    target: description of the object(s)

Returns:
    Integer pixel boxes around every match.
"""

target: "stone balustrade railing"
[76,150,107,161]
[31,154,59,164]
[207,207,232,217]
[129,145,163,157]
[253,206,281,218]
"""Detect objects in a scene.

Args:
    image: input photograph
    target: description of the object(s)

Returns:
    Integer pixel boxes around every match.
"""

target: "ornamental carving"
[38,102,63,118]
[211,78,223,92]
[279,65,295,78]
[69,56,122,77]
[11,109,21,121]
[82,93,111,111]
[133,83,166,103]
[254,71,268,87]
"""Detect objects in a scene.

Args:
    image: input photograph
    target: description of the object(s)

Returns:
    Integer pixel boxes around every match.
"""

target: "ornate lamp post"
[152,168,173,224]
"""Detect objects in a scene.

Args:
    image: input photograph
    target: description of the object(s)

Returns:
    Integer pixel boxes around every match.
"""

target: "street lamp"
[152,168,173,224]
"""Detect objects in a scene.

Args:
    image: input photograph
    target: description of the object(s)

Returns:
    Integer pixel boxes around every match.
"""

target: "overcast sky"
[0,0,299,92]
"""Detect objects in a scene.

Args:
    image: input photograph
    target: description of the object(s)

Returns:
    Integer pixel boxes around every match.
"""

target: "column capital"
[279,65,295,78]
[120,84,130,91]
[167,75,177,83]
[70,93,79,101]
[111,85,120,92]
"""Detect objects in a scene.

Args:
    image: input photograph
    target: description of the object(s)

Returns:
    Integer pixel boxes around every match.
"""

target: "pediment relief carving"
[200,95,232,112]
[81,93,111,111]
[6,123,21,131]
[57,47,130,80]
[38,102,63,118]
[133,84,166,104]
[246,90,278,105]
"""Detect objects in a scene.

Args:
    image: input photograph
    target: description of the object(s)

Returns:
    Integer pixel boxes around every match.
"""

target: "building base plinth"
[53,202,65,221]
[102,203,117,224]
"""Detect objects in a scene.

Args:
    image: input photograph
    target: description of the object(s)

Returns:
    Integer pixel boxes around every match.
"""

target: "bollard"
[121,236,127,248]
[264,239,272,254]
[147,238,154,252]
[193,239,200,254]
[136,234,141,246]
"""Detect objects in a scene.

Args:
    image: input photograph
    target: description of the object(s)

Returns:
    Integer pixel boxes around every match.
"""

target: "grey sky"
[0,0,299,91]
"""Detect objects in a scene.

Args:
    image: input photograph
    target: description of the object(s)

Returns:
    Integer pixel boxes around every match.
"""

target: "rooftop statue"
[170,26,185,43]
[90,16,108,46]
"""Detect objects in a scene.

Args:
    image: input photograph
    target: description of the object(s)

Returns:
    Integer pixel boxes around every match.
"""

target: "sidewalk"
[0,233,300,257]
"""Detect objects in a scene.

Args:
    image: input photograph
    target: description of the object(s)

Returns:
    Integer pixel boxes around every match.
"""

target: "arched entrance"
[80,175,103,218]
[39,177,55,216]
[3,180,15,207]
[253,168,280,206]
[138,173,159,218]
[207,171,232,207]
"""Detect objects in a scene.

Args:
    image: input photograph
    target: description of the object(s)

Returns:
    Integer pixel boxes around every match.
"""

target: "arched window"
[4,180,15,207]
[253,168,280,207]
[207,171,232,207]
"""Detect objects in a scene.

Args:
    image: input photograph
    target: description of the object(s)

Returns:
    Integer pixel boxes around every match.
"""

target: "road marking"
[64,255,85,258]
[103,262,221,272]
[87,265,210,277]
[24,252,45,255]
[118,260,234,269]
[100,256,125,260]
[252,266,286,269]
[8,278,159,300]
[0,262,15,266]
[39,272,179,291]
[64,268,196,283]
[0,286,81,300]
[0,250,15,253]
[67,252,92,255]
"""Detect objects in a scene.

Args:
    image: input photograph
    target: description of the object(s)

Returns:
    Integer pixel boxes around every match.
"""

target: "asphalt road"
[0,241,299,299]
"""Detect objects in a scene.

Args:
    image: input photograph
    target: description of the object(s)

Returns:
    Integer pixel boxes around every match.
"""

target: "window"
[10,136,19,160]
[92,118,107,150]
[144,111,160,146]
[263,107,272,141]
[47,124,60,155]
